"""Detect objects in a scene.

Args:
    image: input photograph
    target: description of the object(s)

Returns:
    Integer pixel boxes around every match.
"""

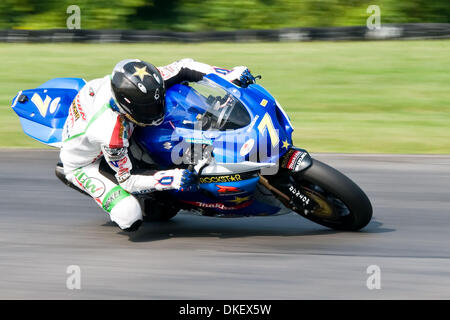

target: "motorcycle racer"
[60,58,255,232]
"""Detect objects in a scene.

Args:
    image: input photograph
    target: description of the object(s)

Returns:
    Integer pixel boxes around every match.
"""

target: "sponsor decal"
[73,168,106,198]
[158,176,174,186]
[102,185,130,213]
[240,139,254,157]
[31,93,51,117]
[289,185,310,205]
[103,189,122,212]
[216,185,242,193]
[109,161,119,168]
[282,150,307,170]
[69,96,86,124]
[30,93,61,117]
[71,100,81,121]
[112,156,127,166]
[75,96,87,120]
[157,65,176,78]
[281,139,290,150]
[117,158,129,175]
[213,67,231,75]
[257,113,279,148]
[132,65,150,81]
[260,99,268,107]
[109,156,130,183]
[181,200,252,210]
[117,171,130,184]
[287,151,302,170]
[228,196,250,204]
[281,149,295,168]
[185,137,213,145]
[293,152,307,171]
[199,174,242,184]
[163,142,172,150]
[49,97,60,114]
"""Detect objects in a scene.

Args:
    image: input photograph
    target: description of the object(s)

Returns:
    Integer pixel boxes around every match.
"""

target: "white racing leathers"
[60,58,246,229]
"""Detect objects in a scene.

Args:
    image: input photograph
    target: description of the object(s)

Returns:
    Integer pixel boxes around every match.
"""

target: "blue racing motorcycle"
[11,73,372,231]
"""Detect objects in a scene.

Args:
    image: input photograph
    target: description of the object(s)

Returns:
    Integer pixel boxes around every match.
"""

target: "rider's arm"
[158,58,251,87]
[97,115,188,194]
[101,144,187,194]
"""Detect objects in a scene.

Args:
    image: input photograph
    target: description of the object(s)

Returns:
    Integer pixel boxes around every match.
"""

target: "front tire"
[293,159,372,231]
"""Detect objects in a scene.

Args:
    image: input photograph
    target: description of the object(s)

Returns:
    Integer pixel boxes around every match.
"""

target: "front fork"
[261,147,316,212]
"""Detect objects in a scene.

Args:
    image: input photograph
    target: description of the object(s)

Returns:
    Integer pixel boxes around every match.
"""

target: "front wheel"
[291,159,372,231]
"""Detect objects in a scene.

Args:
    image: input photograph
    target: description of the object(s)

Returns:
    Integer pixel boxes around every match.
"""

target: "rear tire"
[294,159,372,231]
[141,196,179,222]
[143,209,178,222]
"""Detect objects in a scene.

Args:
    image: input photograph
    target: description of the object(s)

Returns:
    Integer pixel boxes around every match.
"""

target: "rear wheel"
[143,208,178,222]
[141,195,179,222]
[292,159,372,231]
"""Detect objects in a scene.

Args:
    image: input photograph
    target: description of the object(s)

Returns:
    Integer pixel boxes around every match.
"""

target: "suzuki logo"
[31,93,61,117]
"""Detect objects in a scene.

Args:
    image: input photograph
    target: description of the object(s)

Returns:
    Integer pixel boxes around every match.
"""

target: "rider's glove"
[237,69,257,88]
[153,168,198,192]
[225,67,259,88]
[179,169,198,192]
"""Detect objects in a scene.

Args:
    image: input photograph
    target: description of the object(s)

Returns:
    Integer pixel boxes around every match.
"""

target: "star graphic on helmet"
[132,66,150,81]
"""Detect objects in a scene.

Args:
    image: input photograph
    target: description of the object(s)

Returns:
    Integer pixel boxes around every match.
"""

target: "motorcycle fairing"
[135,74,294,167]
[11,78,86,147]
[176,176,282,217]
[10,74,295,217]
[135,74,296,216]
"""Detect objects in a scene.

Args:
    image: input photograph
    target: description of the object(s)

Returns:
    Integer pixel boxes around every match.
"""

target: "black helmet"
[111,59,165,126]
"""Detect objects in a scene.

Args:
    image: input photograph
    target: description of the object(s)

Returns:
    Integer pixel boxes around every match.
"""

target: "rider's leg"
[64,160,143,231]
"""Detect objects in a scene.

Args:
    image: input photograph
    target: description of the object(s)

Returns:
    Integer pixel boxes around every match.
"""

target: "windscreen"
[175,79,251,131]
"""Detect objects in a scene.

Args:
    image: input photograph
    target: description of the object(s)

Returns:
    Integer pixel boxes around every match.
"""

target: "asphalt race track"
[0,150,449,299]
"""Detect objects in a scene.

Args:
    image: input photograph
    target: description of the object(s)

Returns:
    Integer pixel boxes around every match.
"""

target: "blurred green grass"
[0,40,449,153]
